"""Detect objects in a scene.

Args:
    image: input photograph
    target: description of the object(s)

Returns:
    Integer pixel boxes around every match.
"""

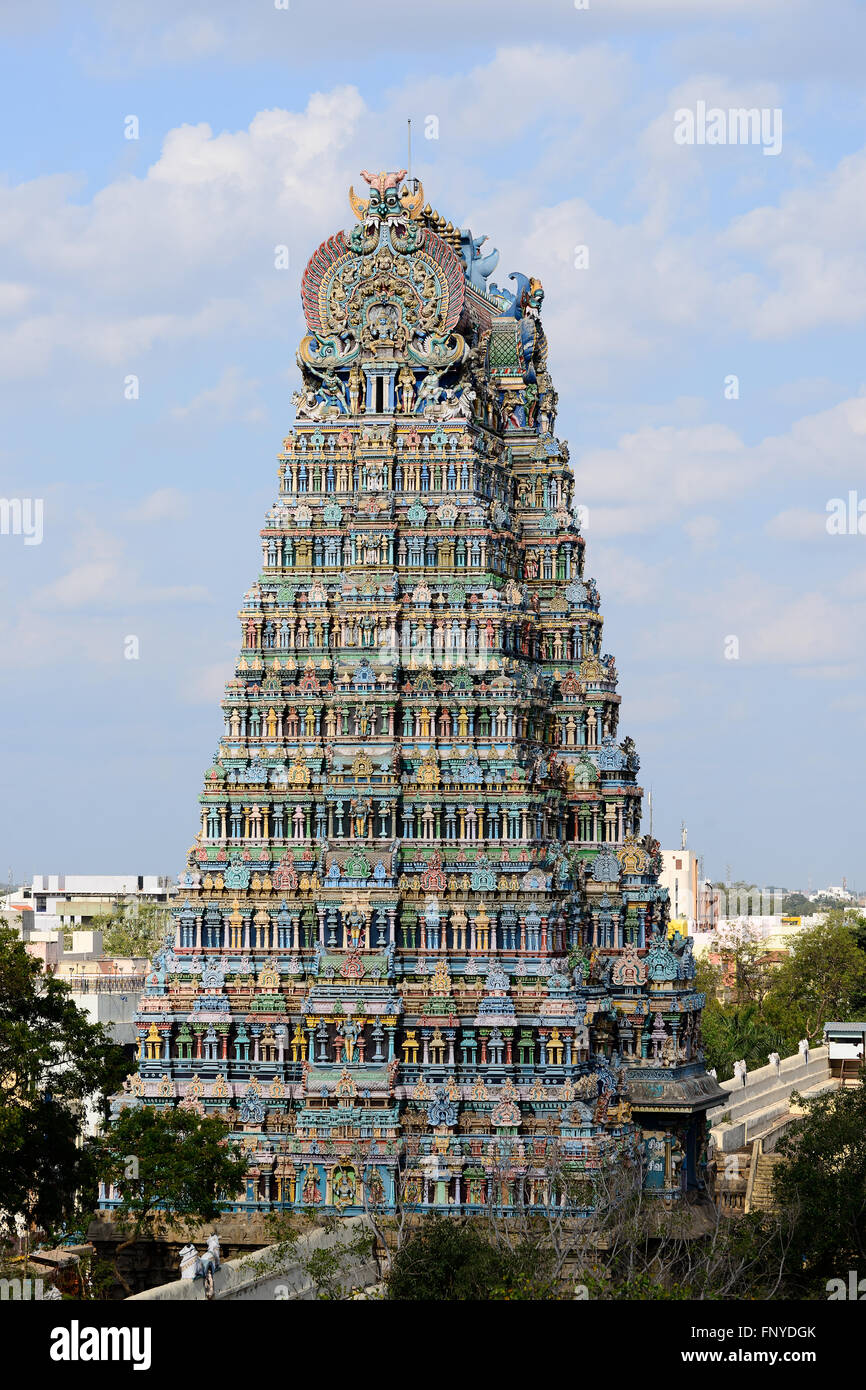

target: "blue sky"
[1,0,865,891]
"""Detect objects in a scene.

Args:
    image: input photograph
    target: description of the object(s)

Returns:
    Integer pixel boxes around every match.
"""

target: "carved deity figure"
[302,1165,322,1204]
[348,364,364,414]
[341,1019,360,1063]
[398,364,416,413]
[416,370,443,415]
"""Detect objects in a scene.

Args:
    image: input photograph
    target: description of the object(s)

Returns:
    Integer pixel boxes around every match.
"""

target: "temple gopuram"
[111,169,724,1214]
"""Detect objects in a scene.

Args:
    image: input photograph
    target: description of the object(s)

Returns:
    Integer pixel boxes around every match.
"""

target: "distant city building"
[7,921,146,1137]
[11,920,146,1058]
[2,873,174,932]
[659,847,718,933]
[810,884,855,903]
[691,913,822,967]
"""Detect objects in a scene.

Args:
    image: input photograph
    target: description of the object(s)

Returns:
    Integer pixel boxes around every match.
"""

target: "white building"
[13,922,147,1049]
[810,884,855,903]
[3,873,174,930]
[659,847,718,934]
[0,917,148,1137]
[690,913,821,958]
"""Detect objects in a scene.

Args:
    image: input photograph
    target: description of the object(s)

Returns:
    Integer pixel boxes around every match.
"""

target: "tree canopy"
[91,899,170,961]
[700,1003,785,1081]
[780,891,818,917]
[698,911,866,1077]
[763,914,866,1043]
[773,1076,866,1280]
[97,1104,248,1290]
[0,922,127,1232]
[385,1216,557,1300]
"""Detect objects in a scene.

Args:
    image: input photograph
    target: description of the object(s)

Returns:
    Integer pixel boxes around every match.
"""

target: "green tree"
[695,953,722,1003]
[0,922,127,1232]
[729,941,778,1008]
[699,1002,784,1080]
[95,899,169,960]
[709,922,778,1008]
[833,907,866,956]
[96,1105,248,1293]
[301,1226,377,1299]
[386,1216,557,1300]
[780,892,816,917]
[763,915,866,1045]
[773,1075,866,1281]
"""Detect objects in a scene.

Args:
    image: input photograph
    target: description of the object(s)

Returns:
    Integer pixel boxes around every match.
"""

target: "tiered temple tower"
[115,170,723,1214]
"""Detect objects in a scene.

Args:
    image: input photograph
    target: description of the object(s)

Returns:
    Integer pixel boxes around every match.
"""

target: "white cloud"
[838,567,866,600]
[125,488,190,523]
[620,672,686,727]
[0,57,864,390]
[724,149,866,336]
[26,522,209,611]
[0,299,257,376]
[181,658,234,705]
[572,420,749,535]
[14,0,797,71]
[764,507,830,542]
[153,14,226,60]
[635,568,866,674]
[770,377,842,407]
[0,282,34,316]
[633,74,785,229]
[33,561,118,608]
[683,515,720,548]
[593,547,668,604]
[170,366,265,424]
[32,564,208,610]
[0,89,366,373]
[751,592,852,664]
[792,664,858,681]
[572,393,866,536]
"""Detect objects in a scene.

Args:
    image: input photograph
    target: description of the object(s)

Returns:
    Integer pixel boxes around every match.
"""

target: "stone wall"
[708,1046,832,1153]
[86,1212,283,1297]
[126,1216,379,1302]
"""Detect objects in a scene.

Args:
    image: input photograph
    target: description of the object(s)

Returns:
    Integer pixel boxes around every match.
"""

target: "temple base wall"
[125,1216,379,1301]
[708,1046,832,1153]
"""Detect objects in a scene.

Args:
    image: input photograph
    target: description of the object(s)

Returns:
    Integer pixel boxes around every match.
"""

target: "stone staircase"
[745,1151,783,1214]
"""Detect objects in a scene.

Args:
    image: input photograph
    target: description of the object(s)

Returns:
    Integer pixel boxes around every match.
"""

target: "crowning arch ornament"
[108,168,724,1218]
